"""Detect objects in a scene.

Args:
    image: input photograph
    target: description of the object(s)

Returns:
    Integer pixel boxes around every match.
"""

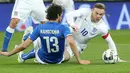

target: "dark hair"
[94,3,106,11]
[46,4,63,20]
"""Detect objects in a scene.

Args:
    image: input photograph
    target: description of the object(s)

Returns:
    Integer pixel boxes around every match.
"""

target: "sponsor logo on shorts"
[14,11,18,16]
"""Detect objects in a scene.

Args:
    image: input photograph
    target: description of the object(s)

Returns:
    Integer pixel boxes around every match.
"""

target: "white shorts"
[33,37,41,52]
[11,0,46,23]
[33,38,87,60]
[35,49,64,64]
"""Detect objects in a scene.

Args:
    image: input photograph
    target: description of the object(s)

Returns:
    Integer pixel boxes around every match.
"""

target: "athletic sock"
[2,26,15,51]
[22,49,35,60]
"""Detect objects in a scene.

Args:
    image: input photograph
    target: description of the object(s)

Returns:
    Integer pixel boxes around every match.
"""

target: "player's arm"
[66,35,91,64]
[98,21,117,53]
[0,25,39,57]
[100,25,117,55]
[102,33,117,53]
[63,25,91,64]
[66,8,90,31]
[100,23,127,62]
[66,35,80,61]
[0,38,33,56]
[102,33,126,62]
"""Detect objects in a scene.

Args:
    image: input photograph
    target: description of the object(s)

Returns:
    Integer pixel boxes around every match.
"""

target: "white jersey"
[52,0,74,12]
[67,8,108,44]
[12,0,46,23]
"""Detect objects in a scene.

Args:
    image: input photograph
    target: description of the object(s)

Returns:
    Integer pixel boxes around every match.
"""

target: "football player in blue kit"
[0,4,90,64]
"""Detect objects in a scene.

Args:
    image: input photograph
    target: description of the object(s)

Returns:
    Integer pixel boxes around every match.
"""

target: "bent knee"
[9,18,20,28]
[63,50,72,61]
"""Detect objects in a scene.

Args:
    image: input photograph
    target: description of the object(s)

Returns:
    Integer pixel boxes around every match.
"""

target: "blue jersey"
[30,22,71,64]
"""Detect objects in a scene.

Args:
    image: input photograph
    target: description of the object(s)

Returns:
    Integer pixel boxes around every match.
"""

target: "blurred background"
[0,0,129,31]
[0,0,128,3]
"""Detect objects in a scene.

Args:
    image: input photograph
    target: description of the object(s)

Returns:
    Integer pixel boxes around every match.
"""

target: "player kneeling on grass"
[65,3,127,63]
[0,4,90,64]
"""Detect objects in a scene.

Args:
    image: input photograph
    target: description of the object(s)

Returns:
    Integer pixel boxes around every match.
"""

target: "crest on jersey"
[91,27,97,35]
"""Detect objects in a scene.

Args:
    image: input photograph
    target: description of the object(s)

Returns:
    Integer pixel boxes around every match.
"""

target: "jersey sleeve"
[29,26,39,41]
[98,20,109,37]
[66,8,91,26]
[98,20,118,55]
[62,25,72,38]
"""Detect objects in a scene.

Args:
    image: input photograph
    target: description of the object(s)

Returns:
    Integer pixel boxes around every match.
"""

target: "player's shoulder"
[98,19,108,28]
[36,24,44,27]
[97,19,109,32]
[58,24,70,31]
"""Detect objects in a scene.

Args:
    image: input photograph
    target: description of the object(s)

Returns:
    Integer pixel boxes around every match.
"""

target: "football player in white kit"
[65,3,126,62]
[1,0,46,52]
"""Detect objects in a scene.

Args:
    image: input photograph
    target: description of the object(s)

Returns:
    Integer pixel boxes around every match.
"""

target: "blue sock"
[22,33,30,41]
[2,31,13,51]
[22,49,35,60]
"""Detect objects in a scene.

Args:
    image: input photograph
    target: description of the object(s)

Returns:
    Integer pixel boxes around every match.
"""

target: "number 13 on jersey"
[43,36,59,53]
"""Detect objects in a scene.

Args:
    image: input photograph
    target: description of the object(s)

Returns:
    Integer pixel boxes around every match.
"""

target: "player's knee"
[63,50,71,62]
[9,18,20,28]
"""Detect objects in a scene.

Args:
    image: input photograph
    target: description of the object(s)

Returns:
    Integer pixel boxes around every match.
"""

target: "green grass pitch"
[0,30,130,73]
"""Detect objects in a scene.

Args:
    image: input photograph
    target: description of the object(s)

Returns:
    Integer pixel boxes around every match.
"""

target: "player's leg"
[1,0,31,51]
[31,0,46,24]
[2,18,20,52]
[62,42,73,62]
[17,26,35,63]
[18,27,42,63]
[64,0,75,13]
[78,44,87,53]
[1,0,21,51]
[22,37,42,63]
[22,26,33,41]
[18,48,35,63]
[35,48,48,64]
[62,48,72,63]
[17,33,34,63]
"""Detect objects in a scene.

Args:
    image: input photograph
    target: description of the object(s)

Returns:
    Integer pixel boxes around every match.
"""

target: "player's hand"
[78,60,91,65]
[0,51,10,56]
[71,24,79,32]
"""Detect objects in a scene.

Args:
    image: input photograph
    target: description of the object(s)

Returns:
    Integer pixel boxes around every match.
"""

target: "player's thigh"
[31,3,46,24]
[64,0,74,12]
[11,0,32,22]
[35,49,48,64]
[9,18,20,28]
[63,48,71,62]
[64,43,74,58]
